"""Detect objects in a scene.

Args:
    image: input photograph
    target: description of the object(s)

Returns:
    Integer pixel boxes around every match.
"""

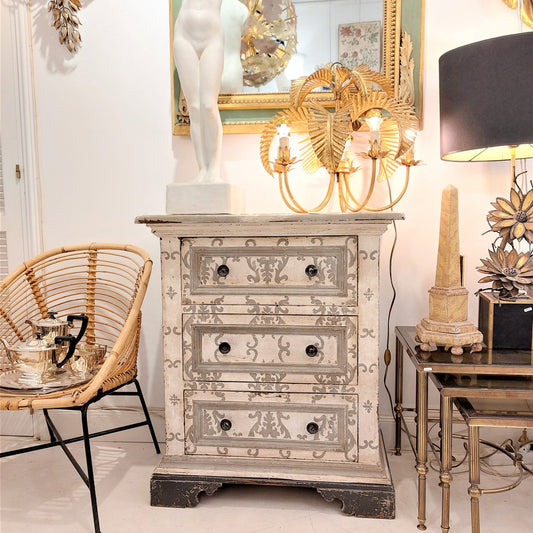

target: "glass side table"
[452,395,533,533]
[431,372,533,533]
[394,326,533,531]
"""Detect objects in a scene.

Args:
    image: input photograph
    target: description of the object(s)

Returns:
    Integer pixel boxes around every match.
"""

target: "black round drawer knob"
[217,264,230,278]
[305,345,318,357]
[305,264,318,278]
[220,419,232,431]
[306,422,319,435]
[219,342,231,354]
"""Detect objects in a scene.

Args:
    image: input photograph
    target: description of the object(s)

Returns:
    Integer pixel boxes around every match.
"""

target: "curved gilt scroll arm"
[340,164,411,213]
[277,167,336,213]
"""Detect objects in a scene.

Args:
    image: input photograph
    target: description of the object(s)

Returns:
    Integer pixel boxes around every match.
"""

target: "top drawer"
[181,236,357,307]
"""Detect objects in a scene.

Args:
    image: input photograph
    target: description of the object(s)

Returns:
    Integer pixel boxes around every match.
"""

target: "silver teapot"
[0,332,77,386]
[26,311,88,358]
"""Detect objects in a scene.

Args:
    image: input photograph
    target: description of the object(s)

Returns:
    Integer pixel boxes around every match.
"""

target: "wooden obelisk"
[416,185,483,355]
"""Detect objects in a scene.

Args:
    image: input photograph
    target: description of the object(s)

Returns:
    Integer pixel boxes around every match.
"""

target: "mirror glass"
[171,0,423,133]
[234,0,383,94]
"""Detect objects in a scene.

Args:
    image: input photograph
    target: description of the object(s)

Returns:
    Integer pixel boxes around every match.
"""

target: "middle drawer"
[182,314,358,385]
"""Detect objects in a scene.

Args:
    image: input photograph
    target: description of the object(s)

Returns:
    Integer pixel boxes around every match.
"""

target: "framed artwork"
[338,21,381,73]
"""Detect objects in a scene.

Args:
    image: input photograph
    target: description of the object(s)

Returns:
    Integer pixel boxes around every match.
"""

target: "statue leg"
[198,43,224,183]
[174,39,208,182]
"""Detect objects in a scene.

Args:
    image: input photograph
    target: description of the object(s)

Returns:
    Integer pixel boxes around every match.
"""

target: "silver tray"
[0,368,92,393]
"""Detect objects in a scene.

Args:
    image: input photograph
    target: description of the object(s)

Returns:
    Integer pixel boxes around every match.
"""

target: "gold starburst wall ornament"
[48,0,82,53]
[260,63,419,213]
[241,0,297,87]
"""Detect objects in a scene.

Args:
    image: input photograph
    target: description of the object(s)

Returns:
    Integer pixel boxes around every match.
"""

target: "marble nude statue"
[173,0,224,183]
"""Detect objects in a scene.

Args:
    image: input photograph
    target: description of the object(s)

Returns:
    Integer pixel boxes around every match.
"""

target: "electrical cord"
[383,179,398,420]
[425,421,532,479]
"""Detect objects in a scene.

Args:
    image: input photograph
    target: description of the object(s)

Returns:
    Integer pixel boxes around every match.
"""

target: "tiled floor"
[0,436,531,533]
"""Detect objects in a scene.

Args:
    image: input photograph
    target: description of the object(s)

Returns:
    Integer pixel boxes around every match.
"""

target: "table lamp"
[416,32,533,355]
[439,32,533,179]
[426,32,533,355]
[440,32,533,301]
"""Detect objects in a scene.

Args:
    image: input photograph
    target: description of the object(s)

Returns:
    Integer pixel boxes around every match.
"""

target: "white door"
[0,147,8,278]
[1,1,43,436]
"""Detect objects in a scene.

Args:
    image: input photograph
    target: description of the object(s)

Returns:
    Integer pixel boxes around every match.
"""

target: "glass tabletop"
[432,372,533,392]
[396,326,533,374]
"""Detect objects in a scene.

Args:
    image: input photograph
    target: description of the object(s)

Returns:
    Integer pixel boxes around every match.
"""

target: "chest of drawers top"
[138,214,402,313]
[136,213,403,238]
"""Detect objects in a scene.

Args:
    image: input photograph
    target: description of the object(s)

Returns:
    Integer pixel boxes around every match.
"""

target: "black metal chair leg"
[81,405,101,533]
[43,409,57,443]
[133,378,161,454]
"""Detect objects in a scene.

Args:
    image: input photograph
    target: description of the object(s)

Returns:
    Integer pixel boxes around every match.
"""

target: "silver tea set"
[0,312,106,388]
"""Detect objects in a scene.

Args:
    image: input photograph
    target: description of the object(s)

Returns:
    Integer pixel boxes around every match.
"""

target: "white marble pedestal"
[166,182,245,214]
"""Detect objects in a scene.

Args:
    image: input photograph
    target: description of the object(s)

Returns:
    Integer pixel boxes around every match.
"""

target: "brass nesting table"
[431,374,533,533]
[394,326,533,532]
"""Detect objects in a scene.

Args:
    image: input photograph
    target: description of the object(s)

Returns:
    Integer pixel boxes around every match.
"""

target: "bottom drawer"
[184,390,358,462]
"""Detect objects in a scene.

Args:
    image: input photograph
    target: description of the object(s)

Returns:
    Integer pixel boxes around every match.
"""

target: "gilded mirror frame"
[170,0,424,134]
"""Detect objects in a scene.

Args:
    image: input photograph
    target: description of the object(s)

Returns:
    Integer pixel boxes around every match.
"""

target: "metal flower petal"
[487,187,533,245]
[477,246,533,298]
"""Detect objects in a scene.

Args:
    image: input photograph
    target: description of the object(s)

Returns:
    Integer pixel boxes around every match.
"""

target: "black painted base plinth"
[150,473,395,519]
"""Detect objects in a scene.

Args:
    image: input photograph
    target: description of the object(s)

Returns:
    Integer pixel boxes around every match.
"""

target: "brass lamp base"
[415,318,483,356]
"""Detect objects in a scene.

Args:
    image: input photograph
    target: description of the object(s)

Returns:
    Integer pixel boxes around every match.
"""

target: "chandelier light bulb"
[365,109,383,132]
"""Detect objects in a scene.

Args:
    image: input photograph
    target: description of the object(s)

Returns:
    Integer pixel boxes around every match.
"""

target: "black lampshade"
[439,32,533,162]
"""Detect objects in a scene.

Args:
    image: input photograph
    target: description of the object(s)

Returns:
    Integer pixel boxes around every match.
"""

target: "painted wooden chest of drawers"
[137,213,402,518]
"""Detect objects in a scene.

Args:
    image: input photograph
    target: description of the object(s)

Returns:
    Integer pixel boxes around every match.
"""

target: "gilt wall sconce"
[48,0,82,53]
[260,63,419,213]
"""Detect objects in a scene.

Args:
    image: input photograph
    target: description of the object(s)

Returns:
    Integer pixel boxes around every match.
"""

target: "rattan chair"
[0,243,160,533]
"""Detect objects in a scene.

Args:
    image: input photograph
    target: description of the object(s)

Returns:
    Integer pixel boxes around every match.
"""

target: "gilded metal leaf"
[306,102,352,174]
[241,0,297,87]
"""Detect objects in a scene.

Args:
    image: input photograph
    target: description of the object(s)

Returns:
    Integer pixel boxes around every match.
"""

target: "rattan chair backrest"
[0,243,152,410]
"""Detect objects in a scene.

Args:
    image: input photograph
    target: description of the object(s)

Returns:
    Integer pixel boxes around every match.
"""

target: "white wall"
[2,0,530,444]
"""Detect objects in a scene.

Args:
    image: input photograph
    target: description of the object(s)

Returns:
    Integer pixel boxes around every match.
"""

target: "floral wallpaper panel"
[338,20,381,73]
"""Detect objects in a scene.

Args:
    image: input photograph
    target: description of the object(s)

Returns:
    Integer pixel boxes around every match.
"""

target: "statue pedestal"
[166,182,245,214]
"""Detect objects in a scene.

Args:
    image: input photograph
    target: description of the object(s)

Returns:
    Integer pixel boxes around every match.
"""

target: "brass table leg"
[415,369,429,530]
[440,395,453,533]
[395,336,404,455]
[468,425,481,533]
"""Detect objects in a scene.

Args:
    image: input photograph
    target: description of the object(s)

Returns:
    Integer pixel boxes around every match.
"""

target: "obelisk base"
[416,318,483,356]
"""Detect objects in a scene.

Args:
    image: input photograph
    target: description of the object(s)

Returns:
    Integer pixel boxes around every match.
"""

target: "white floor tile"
[1,437,531,533]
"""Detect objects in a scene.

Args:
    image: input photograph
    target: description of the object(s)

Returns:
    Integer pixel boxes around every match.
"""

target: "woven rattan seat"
[0,243,160,533]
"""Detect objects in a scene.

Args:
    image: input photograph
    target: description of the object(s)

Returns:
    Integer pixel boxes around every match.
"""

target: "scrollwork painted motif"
[183,391,358,462]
